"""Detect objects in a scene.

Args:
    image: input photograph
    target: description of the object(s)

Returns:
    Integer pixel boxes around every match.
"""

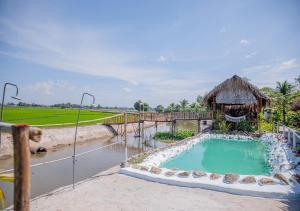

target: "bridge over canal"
[102,112,212,135]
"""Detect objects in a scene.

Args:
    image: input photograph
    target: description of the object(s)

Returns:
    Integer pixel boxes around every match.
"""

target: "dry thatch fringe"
[203,75,270,106]
[291,98,300,111]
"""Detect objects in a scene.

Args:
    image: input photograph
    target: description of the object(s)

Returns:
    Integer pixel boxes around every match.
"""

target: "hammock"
[224,114,246,123]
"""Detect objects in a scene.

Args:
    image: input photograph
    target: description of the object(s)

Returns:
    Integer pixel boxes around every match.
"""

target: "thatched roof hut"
[292,98,300,112]
[204,75,270,120]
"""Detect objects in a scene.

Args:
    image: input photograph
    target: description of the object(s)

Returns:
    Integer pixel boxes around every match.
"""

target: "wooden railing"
[102,113,139,125]
[0,122,42,211]
[103,112,212,125]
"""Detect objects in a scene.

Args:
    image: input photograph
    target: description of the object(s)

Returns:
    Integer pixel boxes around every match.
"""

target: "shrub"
[175,129,194,140]
[154,131,174,140]
[287,111,300,128]
[154,129,194,141]
[212,111,222,130]
[219,120,230,134]
[237,120,254,132]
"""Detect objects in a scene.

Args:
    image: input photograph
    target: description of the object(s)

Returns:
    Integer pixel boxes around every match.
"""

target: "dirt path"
[30,166,299,211]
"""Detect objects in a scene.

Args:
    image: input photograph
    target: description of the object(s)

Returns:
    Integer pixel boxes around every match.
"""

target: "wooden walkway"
[102,112,212,125]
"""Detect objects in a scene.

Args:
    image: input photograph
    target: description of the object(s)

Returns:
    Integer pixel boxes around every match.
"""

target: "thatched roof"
[204,75,270,107]
[292,98,300,111]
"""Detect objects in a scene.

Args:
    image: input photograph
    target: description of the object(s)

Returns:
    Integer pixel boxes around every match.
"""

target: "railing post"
[197,119,201,133]
[12,125,30,211]
[288,128,291,144]
[124,113,128,166]
[293,131,296,149]
[276,122,279,133]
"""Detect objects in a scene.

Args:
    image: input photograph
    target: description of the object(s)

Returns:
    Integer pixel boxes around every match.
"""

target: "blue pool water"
[161,137,270,175]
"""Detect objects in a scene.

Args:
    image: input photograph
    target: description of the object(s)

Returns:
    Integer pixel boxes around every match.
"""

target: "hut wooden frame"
[204,75,270,122]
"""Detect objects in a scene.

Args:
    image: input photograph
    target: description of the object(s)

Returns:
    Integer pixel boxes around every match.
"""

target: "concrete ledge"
[120,168,300,200]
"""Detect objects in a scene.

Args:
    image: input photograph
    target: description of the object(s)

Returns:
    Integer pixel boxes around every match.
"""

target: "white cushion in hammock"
[224,114,246,123]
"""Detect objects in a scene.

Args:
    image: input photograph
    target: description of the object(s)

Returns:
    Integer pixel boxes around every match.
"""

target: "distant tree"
[295,75,300,88]
[175,103,181,112]
[179,99,189,111]
[155,105,164,113]
[165,102,176,112]
[275,81,294,124]
[242,77,251,82]
[196,95,203,104]
[134,100,149,111]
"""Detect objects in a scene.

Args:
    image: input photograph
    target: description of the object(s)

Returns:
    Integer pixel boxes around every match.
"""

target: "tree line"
[260,75,300,128]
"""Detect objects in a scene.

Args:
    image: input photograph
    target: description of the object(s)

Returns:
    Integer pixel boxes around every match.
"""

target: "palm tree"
[167,103,176,112]
[179,99,189,111]
[276,81,294,124]
[295,75,300,87]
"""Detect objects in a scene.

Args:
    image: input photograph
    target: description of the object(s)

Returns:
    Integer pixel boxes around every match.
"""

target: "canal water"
[0,121,199,208]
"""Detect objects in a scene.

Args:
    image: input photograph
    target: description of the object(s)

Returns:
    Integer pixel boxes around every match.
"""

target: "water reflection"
[0,122,173,207]
[0,121,198,207]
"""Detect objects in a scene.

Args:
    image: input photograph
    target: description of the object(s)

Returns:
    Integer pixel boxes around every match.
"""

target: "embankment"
[0,122,155,160]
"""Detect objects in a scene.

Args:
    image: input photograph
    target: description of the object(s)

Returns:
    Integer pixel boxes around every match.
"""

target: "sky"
[0,0,299,107]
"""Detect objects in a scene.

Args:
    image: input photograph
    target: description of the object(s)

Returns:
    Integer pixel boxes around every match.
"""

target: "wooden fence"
[103,112,212,125]
[0,122,42,211]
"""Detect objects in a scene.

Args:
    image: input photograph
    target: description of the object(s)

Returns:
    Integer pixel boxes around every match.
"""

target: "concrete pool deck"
[29,166,300,211]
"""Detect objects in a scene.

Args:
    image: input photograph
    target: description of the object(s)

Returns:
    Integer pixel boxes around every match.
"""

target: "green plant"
[287,111,300,128]
[175,129,194,140]
[237,120,254,132]
[154,131,174,140]
[219,120,230,134]
[275,80,294,124]
[212,111,222,130]
[0,173,14,209]
[258,111,273,132]
[154,129,194,141]
[293,146,300,153]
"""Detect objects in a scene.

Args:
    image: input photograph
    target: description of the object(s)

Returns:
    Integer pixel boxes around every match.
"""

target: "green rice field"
[1,106,117,127]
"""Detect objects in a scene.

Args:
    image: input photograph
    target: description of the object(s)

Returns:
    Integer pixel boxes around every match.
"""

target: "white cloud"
[26,80,54,95]
[242,59,299,74]
[0,18,169,88]
[240,39,250,46]
[277,59,298,71]
[122,87,131,92]
[24,80,75,95]
[158,55,167,62]
[241,58,299,87]
[220,26,227,33]
[245,51,257,59]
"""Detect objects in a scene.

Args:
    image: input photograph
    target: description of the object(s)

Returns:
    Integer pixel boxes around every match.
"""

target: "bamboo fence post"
[124,113,128,166]
[288,129,291,144]
[293,131,296,148]
[12,125,30,211]
[197,119,201,133]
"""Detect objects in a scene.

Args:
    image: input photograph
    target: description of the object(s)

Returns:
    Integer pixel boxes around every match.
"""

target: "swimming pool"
[160,137,270,175]
[121,133,300,199]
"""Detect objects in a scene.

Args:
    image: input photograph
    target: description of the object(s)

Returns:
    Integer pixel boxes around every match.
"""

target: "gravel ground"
[30,166,300,211]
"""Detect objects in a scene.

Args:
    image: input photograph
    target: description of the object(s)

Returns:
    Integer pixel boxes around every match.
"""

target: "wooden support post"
[138,113,141,138]
[197,119,201,133]
[12,125,30,211]
[124,113,128,166]
[288,129,291,144]
[155,121,158,132]
[142,121,145,143]
[293,131,296,148]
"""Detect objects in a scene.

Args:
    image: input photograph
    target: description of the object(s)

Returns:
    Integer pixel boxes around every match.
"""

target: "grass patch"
[2,106,116,127]
[154,129,195,142]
